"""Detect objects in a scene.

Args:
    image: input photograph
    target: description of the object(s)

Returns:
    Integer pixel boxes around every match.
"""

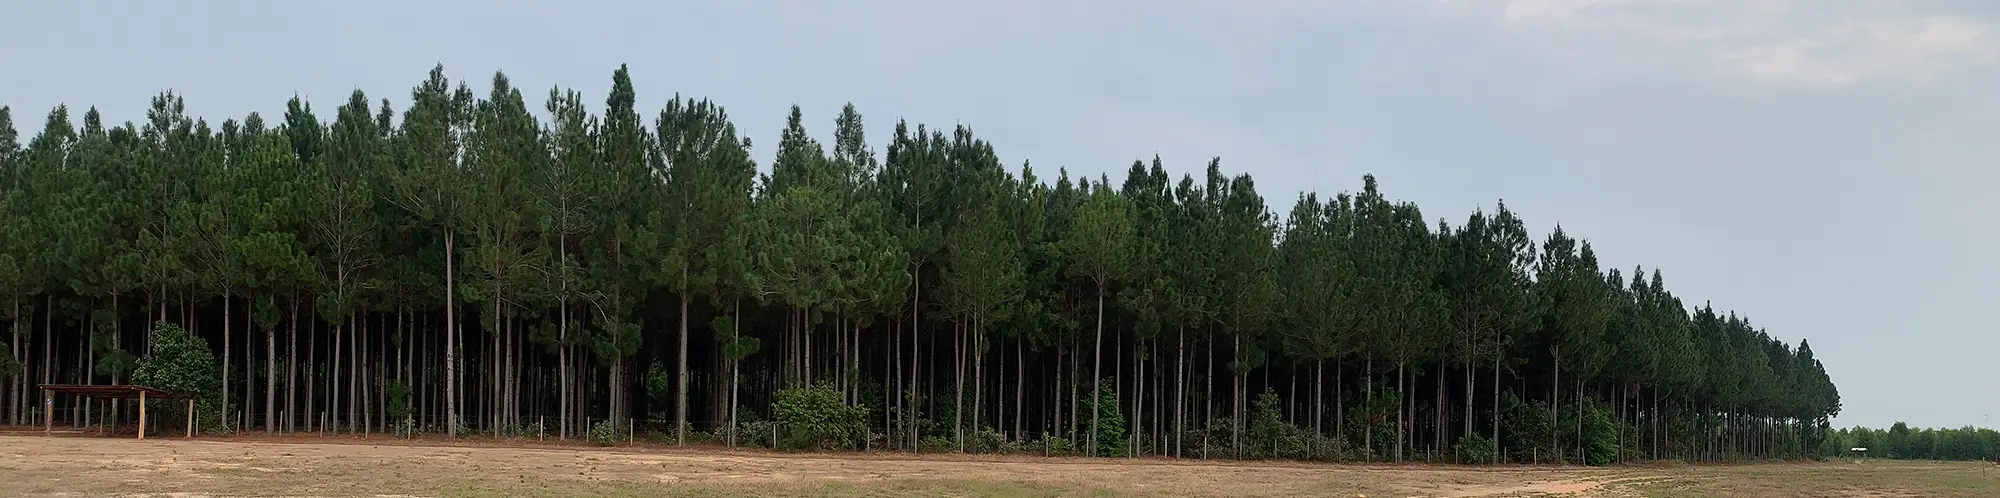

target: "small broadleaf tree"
[132,322,223,432]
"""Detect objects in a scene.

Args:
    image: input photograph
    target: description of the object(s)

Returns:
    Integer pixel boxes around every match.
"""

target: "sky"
[2,0,1995,429]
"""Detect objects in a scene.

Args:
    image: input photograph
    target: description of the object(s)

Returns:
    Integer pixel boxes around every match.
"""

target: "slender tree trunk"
[332,316,343,435]
[42,296,52,426]
[218,293,229,430]
[1365,357,1373,460]
[1464,358,1474,447]
[1175,324,1185,459]
[1133,338,1144,457]
[1053,346,1063,445]
[1551,347,1560,462]
[1395,363,1404,462]
[1015,337,1024,441]
[288,298,298,433]
[908,277,920,452]
[265,295,275,433]
[1493,350,1501,460]
[1089,282,1105,457]
[973,316,984,444]
[1230,334,1240,456]
[675,285,689,445]
[9,297,21,427]
[444,231,458,436]
[954,319,965,451]
[1313,360,1323,442]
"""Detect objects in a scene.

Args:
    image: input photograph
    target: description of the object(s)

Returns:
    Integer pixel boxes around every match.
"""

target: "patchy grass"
[1,435,1995,497]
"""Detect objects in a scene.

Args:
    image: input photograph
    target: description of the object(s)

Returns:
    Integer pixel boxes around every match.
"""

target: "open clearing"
[2,435,1996,497]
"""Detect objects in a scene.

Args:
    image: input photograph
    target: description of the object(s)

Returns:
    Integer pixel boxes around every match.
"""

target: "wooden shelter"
[39,384,195,440]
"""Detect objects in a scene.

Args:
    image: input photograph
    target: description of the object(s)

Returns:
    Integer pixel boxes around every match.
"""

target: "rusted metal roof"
[39,384,191,399]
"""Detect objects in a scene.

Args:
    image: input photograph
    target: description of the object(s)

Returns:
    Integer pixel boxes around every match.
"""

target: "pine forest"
[0,64,1844,465]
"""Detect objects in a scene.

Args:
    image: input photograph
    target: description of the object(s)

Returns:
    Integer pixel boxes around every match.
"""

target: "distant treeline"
[1824,424,2000,462]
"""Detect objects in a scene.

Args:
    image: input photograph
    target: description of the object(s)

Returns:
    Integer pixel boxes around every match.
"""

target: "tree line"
[1819,423,2000,462]
[0,64,1840,464]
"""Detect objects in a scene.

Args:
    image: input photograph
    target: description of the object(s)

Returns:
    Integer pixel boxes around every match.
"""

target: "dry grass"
[1,434,1994,497]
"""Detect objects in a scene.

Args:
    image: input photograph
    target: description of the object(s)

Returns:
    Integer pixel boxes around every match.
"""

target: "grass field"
[2,433,1995,497]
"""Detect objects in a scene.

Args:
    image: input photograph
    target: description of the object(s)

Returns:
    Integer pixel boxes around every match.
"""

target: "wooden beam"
[138,391,147,440]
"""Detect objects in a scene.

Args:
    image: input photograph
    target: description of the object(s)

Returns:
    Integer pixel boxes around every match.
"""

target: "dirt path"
[2,435,1992,497]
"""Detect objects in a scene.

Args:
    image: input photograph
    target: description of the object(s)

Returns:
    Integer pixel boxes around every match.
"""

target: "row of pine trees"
[0,64,1839,463]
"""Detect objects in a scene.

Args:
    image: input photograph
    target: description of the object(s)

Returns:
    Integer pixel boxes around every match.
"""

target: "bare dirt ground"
[1,433,1994,497]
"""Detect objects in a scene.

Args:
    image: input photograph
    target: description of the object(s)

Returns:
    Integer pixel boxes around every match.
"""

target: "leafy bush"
[386,379,412,433]
[737,418,777,448]
[772,383,869,451]
[919,435,955,453]
[589,419,620,446]
[1459,433,1497,464]
[131,322,225,432]
[1246,388,1305,459]
[969,427,1005,454]
[1091,378,1129,457]
[1579,399,1619,466]
[645,362,672,420]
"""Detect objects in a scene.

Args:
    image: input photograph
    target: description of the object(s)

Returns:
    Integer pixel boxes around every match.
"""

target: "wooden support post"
[138,391,147,440]
[186,398,195,438]
[44,389,53,434]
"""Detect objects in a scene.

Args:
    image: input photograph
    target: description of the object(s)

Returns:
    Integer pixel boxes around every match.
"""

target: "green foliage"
[645,362,672,419]
[386,379,412,428]
[132,322,224,431]
[1246,388,1296,459]
[589,419,620,446]
[1572,399,1619,466]
[1459,433,1498,464]
[772,383,870,451]
[1092,378,1128,457]
[1035,435,1075,456]
[0,65,1846,469]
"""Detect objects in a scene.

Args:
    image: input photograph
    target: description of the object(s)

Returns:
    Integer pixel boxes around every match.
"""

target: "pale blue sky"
[4,0,1995,429]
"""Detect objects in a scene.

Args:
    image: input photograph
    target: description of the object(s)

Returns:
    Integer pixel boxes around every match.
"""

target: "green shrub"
[1459,433,1497,464]
[589,419,619,446]
[772,383,869,451]
[969,427,1005,454]
[1035,435,1074,455]
[1581,400,1619,466]
[1246,388,1306,459]
[919,435,955,453]
[131,322,225,433]
[1091,378,1128,457]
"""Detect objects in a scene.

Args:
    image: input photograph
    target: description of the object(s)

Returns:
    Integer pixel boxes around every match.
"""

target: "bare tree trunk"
[1488,352,1504,462]
[331,316,343,435]
[1089,283,1105,457]
[1175,325,1185,459]
[907,276,920,452]
[675,287,689,445]
[1015,337,1024,441]
[265,295,275,433]
[1395,363,1404,462]
[217,293,228,431]
[1054,347,1064,445]
[444,231,458,436]
[1464,358,1474,448]
[973,316,984,444]
[1133,338,1144,457]
[954,319,965,451]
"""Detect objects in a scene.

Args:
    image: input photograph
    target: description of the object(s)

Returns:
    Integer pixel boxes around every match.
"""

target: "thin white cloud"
[1438,0,1999,86]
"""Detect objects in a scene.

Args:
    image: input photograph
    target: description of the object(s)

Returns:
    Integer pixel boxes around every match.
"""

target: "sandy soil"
[0,432,1992,497]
